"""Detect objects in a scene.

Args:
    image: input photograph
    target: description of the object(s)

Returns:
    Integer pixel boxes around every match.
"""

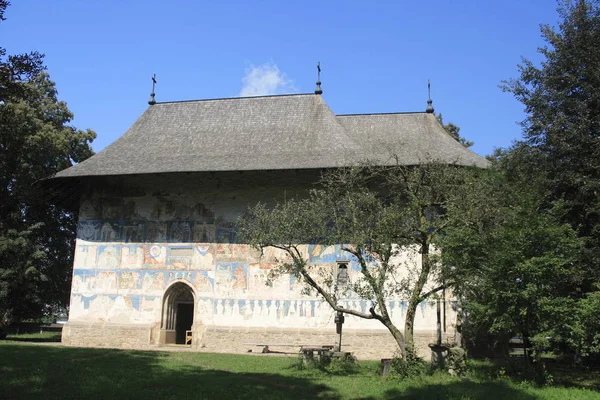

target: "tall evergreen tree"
[502,0,600,285]
[0,1,95,328]
[443,0,600,362]
[441,151,584,362]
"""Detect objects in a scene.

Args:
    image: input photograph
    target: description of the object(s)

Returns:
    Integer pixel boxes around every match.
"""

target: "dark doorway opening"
[160,282,195,345]
[176,303,194,344]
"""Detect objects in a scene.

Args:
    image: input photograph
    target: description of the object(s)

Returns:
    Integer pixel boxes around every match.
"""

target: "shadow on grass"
[469,358,600,392]
[358,380,539,400]
[2,344,596,399]
[546,360,600,391]
[283,357,369,377]
[0,344,340,400]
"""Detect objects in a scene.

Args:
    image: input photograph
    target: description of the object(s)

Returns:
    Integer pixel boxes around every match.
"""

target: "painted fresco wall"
[68,172,457,337]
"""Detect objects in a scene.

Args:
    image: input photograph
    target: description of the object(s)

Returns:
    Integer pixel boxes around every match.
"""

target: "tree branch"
[265,244,380,320]
[418,282,453,303]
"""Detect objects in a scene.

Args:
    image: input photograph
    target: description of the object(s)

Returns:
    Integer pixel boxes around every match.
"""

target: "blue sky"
[2,0,559,157]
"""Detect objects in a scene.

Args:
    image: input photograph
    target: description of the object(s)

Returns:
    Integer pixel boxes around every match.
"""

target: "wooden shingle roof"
[55,93,488,178]
[337,112,488,167]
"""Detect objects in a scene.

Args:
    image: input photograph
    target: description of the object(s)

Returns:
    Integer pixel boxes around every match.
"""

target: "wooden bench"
[508,336,528,357]
[243,343,336,355]
[243,343,303,354]
[300,345,335,364]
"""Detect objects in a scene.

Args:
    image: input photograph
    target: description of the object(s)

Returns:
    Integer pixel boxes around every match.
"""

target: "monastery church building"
[53,77,487,359]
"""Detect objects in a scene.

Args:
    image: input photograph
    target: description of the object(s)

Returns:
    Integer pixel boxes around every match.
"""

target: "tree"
[0,1,95,328]
[436,113,474,148]
[238,162,481,356]
[502,0,600,285]
[440,151,584,360]
[490,0,600,361]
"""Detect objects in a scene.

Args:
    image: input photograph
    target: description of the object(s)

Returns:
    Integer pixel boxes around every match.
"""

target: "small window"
[336,261,349,291]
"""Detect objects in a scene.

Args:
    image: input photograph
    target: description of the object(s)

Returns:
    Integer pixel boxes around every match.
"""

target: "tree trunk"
[404,304,416,354]
[404,242,432,356]
[382,317,406,357]
[374,287,406,357]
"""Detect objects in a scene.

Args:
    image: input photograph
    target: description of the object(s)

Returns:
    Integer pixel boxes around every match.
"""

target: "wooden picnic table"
[244,343,334,354]
[300,345,335,363]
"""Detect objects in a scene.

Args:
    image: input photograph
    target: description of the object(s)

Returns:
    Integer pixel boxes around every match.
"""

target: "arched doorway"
[160,282,195,345]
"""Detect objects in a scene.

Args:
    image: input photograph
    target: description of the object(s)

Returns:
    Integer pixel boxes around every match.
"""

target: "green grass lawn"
[1,335,599,400]
[4,332,62,342]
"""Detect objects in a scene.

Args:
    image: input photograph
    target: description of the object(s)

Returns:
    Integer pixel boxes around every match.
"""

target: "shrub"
[498,357,553,385]
[327,353,358,374]
[293,351,359,374]
[445,346,468,376]
[390,348,429,378]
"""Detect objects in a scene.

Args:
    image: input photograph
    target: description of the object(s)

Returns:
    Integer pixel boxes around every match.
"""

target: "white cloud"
[239,63,295,97]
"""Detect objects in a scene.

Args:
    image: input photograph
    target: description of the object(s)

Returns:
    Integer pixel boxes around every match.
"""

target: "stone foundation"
[61,321,155,349]
[62,321,454,359]
[199,326,453,359]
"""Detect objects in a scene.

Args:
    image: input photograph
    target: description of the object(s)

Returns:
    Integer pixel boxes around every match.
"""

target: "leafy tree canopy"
[502,0,600,270]
[0,1,96,326]
[440,151,586,359]
[445,0,600,359]
[239,161,484,355]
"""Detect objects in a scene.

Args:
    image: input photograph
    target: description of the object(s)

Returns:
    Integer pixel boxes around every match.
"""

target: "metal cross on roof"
[315,62,323,95]
[426,79,434,113]
[148,74,157,105]
[428,80,431,100]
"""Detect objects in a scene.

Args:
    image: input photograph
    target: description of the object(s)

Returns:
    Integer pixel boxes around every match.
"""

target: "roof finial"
[315,62,323,95]
[426,79,434,113]
[148,74,157,105]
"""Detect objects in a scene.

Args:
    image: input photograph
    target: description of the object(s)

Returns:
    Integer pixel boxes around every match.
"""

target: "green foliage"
[444,0,600,363]
[5,332,62,342]
[326,353,359,374]
[446,150,600,363]
[390,347,430,378]
[497,358,554,386]
[238,162,483,354]
[0,3,95,326]
[502,0,600,284]
[441,156,585,358]
[567,287,600,358]
[446,346,468,376]
[293,351,327,370]
[504,0,600,242]
[294,352,359,374]
[435,113,474,148]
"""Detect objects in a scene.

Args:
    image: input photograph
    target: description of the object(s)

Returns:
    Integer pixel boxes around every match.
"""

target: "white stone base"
[62,321,455,359]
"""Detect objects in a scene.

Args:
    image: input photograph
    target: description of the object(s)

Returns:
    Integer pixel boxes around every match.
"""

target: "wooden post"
[437,298,442,346]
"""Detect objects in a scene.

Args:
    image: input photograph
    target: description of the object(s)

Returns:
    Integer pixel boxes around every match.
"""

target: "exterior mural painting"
[62,173,458,357]
[55,93,486,358]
